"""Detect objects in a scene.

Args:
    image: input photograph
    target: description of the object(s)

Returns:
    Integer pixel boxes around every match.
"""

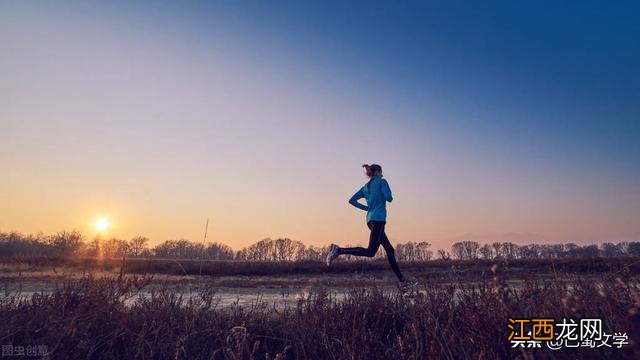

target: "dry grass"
[1,268,639,359]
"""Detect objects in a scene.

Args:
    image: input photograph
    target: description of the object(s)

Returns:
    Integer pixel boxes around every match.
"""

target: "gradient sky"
[1,1,639,251]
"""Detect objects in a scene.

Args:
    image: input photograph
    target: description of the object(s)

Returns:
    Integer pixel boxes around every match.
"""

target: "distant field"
[1,255,639,279]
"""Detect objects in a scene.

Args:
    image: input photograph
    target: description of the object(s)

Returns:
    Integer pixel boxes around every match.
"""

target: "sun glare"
[95,218,109,232]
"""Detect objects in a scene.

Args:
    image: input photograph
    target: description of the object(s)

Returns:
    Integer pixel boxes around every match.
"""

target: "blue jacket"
[348,176,393,222]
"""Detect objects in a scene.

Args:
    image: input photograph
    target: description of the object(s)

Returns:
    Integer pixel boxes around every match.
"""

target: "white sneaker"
[326,244,339,266]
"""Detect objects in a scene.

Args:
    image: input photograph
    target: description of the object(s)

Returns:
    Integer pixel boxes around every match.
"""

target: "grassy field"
[0,257,639,359]
[2,255,639,277]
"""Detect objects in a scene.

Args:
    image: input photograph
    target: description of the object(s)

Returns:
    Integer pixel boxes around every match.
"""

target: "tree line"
[1,231,639,261]
[444,240,640,260]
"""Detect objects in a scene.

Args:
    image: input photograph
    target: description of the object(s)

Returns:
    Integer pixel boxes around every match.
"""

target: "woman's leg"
[338,221,381,257]
[379,229,405,282]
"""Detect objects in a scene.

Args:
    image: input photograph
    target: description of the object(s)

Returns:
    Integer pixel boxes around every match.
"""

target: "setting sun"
[95,218,109,232]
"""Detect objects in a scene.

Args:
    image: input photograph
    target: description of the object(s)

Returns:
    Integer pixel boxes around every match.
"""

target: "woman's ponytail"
[362,163,382,177]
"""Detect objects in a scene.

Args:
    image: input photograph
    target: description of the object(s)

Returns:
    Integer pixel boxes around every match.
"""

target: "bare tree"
[244,238,274,261]
[103,238,129,258]
[479,244,493,259]
[601,242,622,257]
[416,241,433,261]
[501,242,518,259]
[564,243,579,257]
[205,242,235,260]
[437,249,450,260]
[48,231,84,255]
[492,242,503,259]
[451,241,479,260]
[129,236,149,257]
[517,244,540,259]
[298,245,324,261]
[273,238,305,261]
[398,242,416,261]
[628,242,640,256]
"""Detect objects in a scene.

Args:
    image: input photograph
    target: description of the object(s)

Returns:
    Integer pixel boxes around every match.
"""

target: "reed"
[1,270,638,359]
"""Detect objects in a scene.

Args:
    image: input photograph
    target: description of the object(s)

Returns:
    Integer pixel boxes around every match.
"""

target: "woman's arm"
[381,179,393,202]
[348,188,369,211]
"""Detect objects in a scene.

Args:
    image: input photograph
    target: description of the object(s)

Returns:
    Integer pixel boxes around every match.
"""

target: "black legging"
[338,220,405,281]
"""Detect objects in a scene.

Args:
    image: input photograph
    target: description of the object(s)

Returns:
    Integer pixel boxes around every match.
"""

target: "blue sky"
[235,0,640,170]
[1,1,639,248]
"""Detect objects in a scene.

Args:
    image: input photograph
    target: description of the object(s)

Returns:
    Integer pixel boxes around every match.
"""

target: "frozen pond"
[1,271,594,309]
[1,276,420,309]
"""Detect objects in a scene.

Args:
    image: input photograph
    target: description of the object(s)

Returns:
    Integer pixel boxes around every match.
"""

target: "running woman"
[326,164,417,291]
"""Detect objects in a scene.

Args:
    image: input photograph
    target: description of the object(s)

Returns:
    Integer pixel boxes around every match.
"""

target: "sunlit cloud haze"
[1,1,639,251]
